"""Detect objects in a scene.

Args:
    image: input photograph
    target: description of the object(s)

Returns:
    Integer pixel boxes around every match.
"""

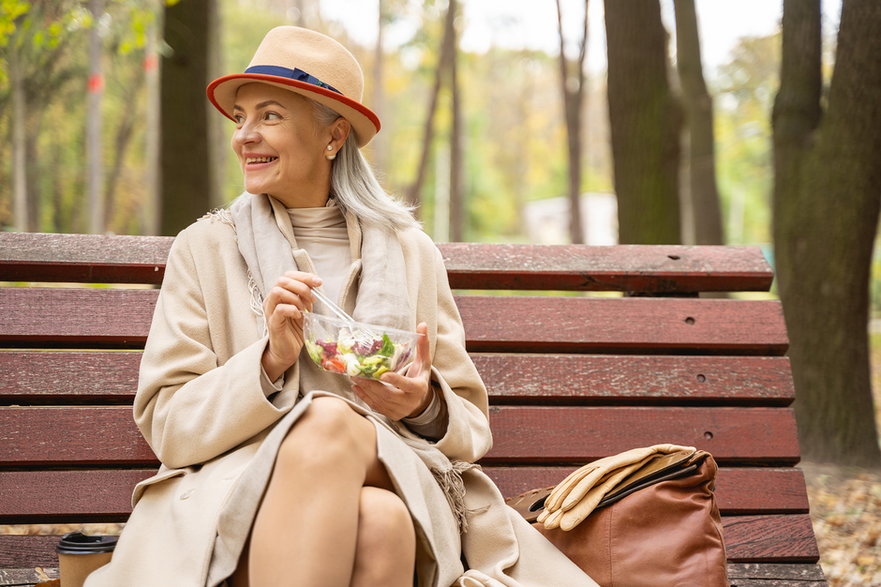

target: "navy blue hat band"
[244,65,342,95]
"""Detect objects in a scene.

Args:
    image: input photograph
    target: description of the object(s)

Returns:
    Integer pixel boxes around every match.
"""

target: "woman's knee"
[356,487,416,556]
[277,396,374,468]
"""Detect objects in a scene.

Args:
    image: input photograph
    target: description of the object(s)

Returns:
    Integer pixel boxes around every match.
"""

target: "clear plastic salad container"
[303,312,420,380]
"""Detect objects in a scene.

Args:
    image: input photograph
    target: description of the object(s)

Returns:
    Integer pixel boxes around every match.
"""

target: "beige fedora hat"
[207,26,380,147]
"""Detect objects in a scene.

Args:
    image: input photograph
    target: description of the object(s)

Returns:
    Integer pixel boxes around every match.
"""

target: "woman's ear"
[330,117,351,147]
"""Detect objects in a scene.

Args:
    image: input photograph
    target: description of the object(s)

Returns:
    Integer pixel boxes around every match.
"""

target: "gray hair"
[310,100,419,232]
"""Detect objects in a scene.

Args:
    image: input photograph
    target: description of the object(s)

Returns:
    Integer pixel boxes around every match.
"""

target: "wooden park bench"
[0,231,825,586]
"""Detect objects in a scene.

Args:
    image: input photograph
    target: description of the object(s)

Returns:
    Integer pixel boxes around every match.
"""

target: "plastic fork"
[310,286,356,324]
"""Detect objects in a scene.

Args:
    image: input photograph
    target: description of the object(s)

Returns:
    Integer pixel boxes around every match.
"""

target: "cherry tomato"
[322,356,346,373]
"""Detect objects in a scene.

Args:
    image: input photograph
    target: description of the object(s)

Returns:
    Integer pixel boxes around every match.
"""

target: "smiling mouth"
[245,156,278,164]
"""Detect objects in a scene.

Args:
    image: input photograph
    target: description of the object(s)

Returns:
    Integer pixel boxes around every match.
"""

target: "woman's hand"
[351,322,434,421]
[261,271,322,381]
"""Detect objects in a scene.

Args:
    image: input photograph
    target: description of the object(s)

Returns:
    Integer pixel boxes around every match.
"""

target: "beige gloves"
[538,443,697,531]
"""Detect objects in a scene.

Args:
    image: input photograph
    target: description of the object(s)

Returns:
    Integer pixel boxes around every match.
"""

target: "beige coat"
[85,212,597,587]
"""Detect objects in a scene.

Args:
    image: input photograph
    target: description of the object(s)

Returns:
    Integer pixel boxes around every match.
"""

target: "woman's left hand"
[351,322,434,421]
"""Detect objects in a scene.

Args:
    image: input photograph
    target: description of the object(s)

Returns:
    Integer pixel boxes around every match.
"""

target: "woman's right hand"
[261,271,323,381]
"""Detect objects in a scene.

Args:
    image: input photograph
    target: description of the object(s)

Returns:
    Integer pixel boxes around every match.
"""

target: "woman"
[86,26,597,587]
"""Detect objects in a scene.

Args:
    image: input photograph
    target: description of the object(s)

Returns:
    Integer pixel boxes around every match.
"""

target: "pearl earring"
[326,145,336,160]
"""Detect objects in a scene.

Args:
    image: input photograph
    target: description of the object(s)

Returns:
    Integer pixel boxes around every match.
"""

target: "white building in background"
[524,192,618,245]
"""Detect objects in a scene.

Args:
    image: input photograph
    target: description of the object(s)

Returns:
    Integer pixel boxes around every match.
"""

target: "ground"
[811,330,881,586]
[810,332,881,586]
[803,461,881,586]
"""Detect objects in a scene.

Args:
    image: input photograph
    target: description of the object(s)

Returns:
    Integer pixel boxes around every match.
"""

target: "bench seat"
[0,232,826,585]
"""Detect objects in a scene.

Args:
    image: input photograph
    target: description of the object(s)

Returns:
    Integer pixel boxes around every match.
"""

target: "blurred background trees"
[1,0,880,466]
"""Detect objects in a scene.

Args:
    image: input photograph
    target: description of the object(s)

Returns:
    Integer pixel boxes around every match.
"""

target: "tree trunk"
[24,113,42,232]
[370,0,387,173]
[773,0,881,466]
[86,0,105,234]
[143,1,161,235]
[554,0,587,244]
[772,0,822,239]
[673,0,724,245]
[160,0,217,235]
[448,0,464,242]
[605,0,681,244]
[49,137,64,233]
[10,47,28,232]
[407,0,456,213]
[105,69,146,232]
[207,7,225,210]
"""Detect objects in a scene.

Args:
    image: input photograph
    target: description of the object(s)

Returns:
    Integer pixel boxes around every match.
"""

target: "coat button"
[180,489,194,500]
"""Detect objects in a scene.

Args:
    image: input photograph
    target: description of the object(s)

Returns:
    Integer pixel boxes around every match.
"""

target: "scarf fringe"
[202,207,234,226]
[432,460,479,534]
[201,206,267,336]
[247,272,267,337]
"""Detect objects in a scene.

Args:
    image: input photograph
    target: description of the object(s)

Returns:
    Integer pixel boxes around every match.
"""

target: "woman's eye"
[233,113,245,126]
[264,111,281,121]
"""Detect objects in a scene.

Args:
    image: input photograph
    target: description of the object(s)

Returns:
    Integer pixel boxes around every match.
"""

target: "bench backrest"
[0,233,819,574]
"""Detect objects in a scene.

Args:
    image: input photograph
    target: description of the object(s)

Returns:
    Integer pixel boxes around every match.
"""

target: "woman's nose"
[233,122,260,147]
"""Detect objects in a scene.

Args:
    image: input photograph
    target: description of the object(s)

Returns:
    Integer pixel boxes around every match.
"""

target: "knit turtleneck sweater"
[286,202,351,305]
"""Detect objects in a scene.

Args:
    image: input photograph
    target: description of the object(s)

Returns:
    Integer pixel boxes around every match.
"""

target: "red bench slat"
[723,514,819,563]
[0,288,156,347]
[0,406,799,466]
[484,406,800,465]
[0,467,807,521]
[0,351,794,406]
[439,243,773,292]
[0,233,171,284]
[0,407,156,466]
[483,466,810,514]
[726,562,826,583]
[0,233,773,293]
[0,289,788,355]
[474,354,795,405]
[0,515,817,568]
[459,296,788,354]
[0,536,64,570]
[0,469,153,520]
[0,351,142,401]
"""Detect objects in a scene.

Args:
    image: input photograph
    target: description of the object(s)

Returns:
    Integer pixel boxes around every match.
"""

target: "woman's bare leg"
[350,487,416,587]
[245,396,407,586]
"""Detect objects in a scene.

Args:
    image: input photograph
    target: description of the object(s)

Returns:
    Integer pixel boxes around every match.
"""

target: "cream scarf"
[228,192,409,332]
[226,191,471,531]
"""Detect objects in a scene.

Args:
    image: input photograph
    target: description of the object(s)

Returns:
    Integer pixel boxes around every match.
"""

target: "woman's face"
[231,83,335,207]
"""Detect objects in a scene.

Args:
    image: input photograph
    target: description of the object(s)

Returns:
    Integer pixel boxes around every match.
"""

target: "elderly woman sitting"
[85,26,598,587]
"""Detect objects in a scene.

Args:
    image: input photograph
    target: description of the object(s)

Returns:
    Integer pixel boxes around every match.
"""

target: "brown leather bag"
[507,447,728,587]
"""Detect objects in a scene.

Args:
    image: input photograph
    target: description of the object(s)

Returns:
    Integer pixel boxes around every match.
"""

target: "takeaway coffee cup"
[56,532,117,587]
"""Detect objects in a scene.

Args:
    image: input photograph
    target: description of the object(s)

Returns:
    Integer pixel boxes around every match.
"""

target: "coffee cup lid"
[56,532,118,555]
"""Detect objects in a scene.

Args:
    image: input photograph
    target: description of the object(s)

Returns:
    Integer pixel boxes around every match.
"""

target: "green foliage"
[711,34,781,246]
[0,0,31,48]
[118,5,156,55]
[0,0,158,232]
[0,2,88,89]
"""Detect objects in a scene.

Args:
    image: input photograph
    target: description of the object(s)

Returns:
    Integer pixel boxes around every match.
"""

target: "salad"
[305,325,414,379]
